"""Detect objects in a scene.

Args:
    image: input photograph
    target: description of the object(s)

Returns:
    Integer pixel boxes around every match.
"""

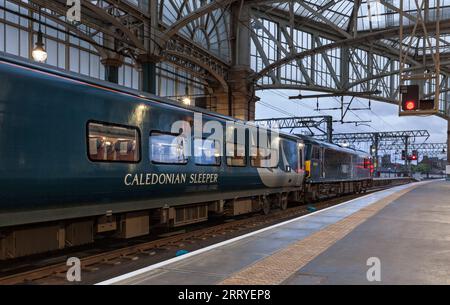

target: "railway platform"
[98,180,450,285]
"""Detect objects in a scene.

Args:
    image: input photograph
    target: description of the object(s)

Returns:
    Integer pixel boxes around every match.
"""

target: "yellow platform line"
[219,184,422,285]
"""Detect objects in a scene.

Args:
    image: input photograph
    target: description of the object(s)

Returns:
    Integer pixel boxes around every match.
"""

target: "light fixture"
[181,97,191,105]
[182,84,191,105]
[32,31,47,62]
[32,8,47,63]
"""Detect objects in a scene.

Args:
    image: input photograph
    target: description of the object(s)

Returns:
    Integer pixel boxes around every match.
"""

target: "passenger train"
[0,54,372,259]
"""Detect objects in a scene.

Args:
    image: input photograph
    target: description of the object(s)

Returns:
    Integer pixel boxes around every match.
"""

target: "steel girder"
[379,142,447,151]
[20,0,231,89]
[378,142,447,158]
[315,130,430,144]
[248,2,450,119]
[254,115,333,141]
[10,0,450,119]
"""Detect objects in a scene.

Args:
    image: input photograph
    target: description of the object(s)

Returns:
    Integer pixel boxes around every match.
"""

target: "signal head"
[405,100,416,110]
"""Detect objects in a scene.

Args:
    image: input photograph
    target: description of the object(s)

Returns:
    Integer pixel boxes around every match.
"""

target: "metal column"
[447,119,450,180]
[141,61,157,94]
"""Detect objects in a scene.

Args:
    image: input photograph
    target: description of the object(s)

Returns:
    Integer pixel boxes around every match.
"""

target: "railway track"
[0,183,406,285]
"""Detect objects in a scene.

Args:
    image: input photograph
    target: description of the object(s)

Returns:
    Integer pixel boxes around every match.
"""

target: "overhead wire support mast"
[320,130,431,143]
[254,116,334,143]
[378,142,448,157]
[288,90,380,126]
[313,130,431,176]
[288,90,382,100]
[378,142,447,151]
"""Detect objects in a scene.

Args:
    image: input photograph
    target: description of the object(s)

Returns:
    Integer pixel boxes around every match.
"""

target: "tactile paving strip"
[219,184,421,285]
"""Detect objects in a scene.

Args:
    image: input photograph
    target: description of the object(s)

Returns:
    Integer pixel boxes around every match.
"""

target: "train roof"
[0,53,371,154]
[299,135,371,157]
[0,52,301,142]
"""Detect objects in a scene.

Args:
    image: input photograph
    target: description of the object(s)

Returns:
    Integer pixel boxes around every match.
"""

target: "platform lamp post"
[32,7,47,63]
[447,119,450,181]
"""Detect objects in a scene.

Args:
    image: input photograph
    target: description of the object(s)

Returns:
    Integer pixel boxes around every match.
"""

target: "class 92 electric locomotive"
[0,55,372,259]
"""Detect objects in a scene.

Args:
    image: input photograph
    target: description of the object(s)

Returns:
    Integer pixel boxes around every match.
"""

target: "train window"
[150,132,188,164]
[87,122,140,163]
[250,140,279,168]
[194,138,221,166]
[281,139,299,172]
[226,140,246,167]
[251,147,279,168]
[324,148,352,178]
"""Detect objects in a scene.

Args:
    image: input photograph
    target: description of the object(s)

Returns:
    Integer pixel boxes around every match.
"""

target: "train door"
[320,147,325,178]
[350,155,354,179]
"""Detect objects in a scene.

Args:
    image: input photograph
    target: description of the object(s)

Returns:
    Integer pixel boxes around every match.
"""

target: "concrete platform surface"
[285,180,450,285]
[97,180,449,285]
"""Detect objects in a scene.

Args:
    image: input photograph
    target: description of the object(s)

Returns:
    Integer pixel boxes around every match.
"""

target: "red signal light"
[405,100,416,110]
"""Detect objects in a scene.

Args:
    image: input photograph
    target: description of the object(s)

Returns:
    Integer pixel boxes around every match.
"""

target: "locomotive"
[0,54,372,259]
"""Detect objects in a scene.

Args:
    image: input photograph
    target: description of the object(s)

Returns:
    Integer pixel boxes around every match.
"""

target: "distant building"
[420,156,446,174]
[381,154,392,167]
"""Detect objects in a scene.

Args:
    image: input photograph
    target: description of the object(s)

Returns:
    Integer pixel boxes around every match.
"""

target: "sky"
[255,89,448,158]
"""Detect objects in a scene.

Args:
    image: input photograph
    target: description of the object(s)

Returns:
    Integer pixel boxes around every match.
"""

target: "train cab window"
[281,138,299,172]
[226,140,246,167]
[87,122,140,162]
[194,138,221,166]
[312,146,320,160]
[150,132,188,164]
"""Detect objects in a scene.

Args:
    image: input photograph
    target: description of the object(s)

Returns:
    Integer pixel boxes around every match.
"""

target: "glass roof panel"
[159,0,230,61]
